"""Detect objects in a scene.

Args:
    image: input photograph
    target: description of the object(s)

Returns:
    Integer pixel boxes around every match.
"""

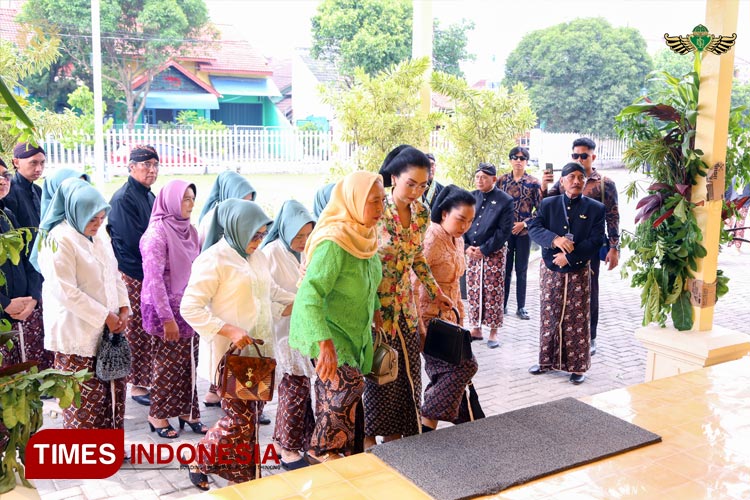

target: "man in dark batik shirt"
[107,145,158,406]
[541,137,619,356]
[497,146,542,321]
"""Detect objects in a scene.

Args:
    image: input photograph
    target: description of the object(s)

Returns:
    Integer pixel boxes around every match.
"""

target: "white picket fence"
[41,128,626,176]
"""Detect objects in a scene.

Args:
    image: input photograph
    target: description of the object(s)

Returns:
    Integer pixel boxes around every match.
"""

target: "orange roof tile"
[198,38,271,76]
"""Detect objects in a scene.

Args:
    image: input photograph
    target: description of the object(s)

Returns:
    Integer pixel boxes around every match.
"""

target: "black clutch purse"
[95,326,132,381]
[424,307,473,365]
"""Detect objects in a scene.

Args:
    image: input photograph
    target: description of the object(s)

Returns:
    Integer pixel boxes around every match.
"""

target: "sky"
[206,0,750,83]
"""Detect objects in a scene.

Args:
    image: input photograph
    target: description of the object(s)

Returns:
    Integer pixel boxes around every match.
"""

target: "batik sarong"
[310,364,364,456]
[364,314,422,438]
[273,373,314,452]
[121,273,153,388]
[466,248,507,329]
[198,398,260,482]
[422,354,478,422]
[538,263,591,373]
[150,334,200,420]
[54,352,126,429]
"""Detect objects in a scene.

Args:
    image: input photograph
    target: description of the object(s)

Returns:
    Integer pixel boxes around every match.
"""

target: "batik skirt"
[310,364,364,456]
[150,334,200,420]
[0,305,52,370]
[54,352,126,429]
[466,247,507,329]
[121,273,154,388]
[422,353,478,422]
[363,314,422,438]
[273,373,314,452]
[198,398,260,482]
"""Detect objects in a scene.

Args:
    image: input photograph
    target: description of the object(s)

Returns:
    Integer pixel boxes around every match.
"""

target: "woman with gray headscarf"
[36,178,130,429]
[261,199,315,470]
[181,199,293,489]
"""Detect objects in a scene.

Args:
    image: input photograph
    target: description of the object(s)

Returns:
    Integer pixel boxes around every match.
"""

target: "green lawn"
[99,173,327,219]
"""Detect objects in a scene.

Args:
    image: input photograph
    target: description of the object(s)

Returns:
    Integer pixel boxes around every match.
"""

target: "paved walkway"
[31,169,750,499]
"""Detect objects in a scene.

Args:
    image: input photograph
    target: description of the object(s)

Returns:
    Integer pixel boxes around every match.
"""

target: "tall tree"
[20,0,216,129]
[431,73,536,188]
[433,19,475,78]
[311,0,474,78]
[504,18,652,137]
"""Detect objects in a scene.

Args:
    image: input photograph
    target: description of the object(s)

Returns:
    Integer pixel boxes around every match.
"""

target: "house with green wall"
[132,37,290,128]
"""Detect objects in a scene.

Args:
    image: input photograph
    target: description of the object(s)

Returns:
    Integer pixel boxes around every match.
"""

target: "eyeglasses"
[251,230,267,242]
[0,172,12,180]
[509,155,528,161]
[138,161,159,170]
[571,153,590,160]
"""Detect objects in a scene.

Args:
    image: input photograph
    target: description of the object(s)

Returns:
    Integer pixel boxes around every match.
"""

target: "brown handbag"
[217,341,277,401]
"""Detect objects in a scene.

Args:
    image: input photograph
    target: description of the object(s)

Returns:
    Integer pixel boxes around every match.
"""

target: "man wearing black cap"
[107,145,159,406]
[3,143,53,370]
[541,137,619,356]
[464,162,514,349]
[422,153,444,209]
[0,156,43,369]
[527,162,605,385]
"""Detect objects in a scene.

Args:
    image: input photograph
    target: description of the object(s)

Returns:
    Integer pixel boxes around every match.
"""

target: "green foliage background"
[19,0,216,128]
[504,18,653,137]
[311,0,475,78]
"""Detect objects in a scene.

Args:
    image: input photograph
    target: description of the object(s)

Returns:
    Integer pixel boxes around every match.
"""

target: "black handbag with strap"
[424,307,473,365]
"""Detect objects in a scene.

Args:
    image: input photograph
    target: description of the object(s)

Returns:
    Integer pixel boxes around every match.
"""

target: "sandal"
[304,451,340,465]
[179,417,208,434]
[183,455,209,491]
[148,421,179,439]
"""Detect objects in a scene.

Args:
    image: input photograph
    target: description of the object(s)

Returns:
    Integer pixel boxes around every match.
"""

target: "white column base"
[635,324,750,382]
[2,481,41,500]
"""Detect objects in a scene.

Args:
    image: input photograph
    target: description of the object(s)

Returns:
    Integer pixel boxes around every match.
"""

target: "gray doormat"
[369,397,661,500]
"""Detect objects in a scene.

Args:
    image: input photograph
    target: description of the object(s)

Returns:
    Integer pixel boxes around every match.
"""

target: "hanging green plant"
[615,57,733,330]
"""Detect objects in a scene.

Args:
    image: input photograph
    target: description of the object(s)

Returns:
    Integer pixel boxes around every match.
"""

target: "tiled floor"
[209,357,750,500]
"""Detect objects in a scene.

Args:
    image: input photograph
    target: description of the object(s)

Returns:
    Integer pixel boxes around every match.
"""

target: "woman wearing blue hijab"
[40,168,91,218]
[37,178,130,430]
[261,200,315,469]
[197,171,256,245]
[181,199,294,489]
[312,182,335,218]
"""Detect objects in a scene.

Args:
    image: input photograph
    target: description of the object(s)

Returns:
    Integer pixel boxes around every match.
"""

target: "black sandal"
[179,417,208,434]
[148,422,179,439]
[183,455,209,491]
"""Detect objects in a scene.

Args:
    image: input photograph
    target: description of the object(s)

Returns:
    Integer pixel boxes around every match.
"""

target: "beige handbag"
[366,328,398,385]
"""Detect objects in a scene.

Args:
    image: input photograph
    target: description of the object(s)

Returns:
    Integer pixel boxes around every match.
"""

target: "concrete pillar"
[690,0,738,331]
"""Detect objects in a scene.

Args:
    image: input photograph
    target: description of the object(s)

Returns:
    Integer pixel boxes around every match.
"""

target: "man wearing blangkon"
[541,138,619,356]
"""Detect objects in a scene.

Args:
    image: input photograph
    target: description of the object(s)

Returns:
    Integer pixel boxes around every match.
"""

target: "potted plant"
[614,57,748,330]
[0,75,89,494]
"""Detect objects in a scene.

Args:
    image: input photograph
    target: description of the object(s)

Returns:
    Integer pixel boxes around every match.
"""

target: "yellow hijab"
[304,171,382,262]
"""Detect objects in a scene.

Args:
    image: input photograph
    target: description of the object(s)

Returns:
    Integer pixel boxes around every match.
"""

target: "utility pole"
[412,0,433,130]
[91,0,106,186]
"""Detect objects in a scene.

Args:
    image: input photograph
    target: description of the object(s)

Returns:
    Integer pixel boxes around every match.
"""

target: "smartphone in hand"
[545,163,554,174]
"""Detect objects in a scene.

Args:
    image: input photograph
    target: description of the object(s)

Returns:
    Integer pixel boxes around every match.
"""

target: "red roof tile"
[0,5,21,45]
[268,57,292,93]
